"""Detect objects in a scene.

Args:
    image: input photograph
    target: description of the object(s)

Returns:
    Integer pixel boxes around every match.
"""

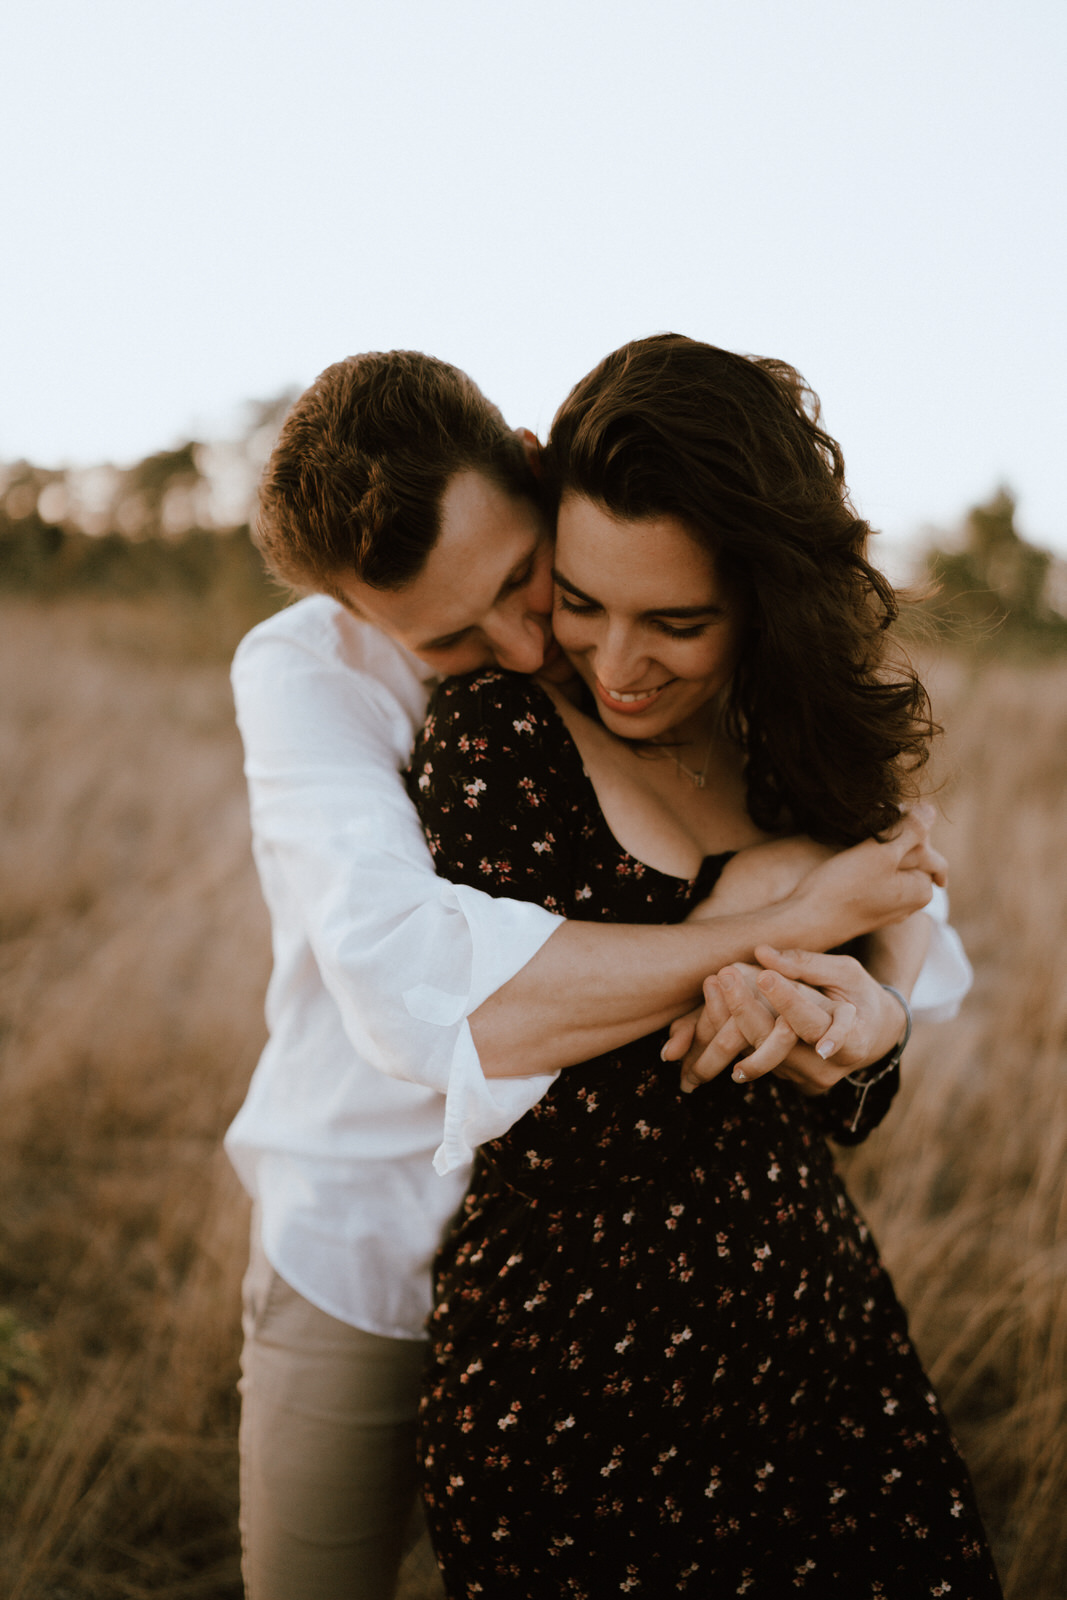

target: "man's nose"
[487,610,547,674]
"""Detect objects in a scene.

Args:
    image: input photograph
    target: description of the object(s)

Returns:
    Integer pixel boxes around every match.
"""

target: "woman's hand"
[786,805,946,949]
[664,963,837,1091]
[667,945,911,1095]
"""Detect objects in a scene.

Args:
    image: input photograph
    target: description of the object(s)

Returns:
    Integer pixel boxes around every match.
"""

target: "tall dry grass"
[0,595,1063,1596]
[841,649,1067,1594]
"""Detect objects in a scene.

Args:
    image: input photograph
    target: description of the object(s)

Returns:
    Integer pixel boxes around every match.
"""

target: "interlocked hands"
[664,945,912,1095]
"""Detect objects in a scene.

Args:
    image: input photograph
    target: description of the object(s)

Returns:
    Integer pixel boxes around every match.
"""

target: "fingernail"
[720,970,737,988]
[680,1078,695,1095]
[732,1067,748,1083]
[815,1039,836,1059]
[660,1042,670,1061]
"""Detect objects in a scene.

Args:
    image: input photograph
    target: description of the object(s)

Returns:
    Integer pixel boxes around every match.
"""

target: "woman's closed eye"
[554,591,600,618]
[555,591,712,641]
[651,619,711,641]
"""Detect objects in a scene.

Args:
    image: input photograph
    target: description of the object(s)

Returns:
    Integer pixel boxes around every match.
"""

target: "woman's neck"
[539,681,766,877]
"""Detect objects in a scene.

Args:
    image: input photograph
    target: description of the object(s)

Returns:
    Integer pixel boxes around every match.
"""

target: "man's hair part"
[256,350,539,596]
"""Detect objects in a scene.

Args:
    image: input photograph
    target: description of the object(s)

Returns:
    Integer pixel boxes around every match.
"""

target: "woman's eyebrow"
[552,568,723,620]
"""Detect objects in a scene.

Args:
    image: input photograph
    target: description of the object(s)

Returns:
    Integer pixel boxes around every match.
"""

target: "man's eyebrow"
[552,568,723,620]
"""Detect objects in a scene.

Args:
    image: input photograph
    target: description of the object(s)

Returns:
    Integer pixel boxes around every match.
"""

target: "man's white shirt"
[225,595,972,1339]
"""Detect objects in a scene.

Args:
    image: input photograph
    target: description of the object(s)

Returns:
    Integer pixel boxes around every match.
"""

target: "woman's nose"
[592,622,644,688]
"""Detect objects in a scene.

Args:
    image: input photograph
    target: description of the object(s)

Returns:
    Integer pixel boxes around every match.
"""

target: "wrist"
[774,885,841,955]
[844,985,912,1134]
[878,984,912,1055]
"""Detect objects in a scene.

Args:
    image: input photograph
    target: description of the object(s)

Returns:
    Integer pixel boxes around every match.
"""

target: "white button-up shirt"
[225,595,971,1338]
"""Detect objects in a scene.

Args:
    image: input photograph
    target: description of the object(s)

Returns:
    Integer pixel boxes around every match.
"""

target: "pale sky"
[3,0,1065,553]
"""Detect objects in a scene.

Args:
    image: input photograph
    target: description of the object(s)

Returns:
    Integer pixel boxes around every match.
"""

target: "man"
[226,350,967,1599]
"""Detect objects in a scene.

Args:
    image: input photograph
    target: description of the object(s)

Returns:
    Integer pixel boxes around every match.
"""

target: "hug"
[227,335,1000,1596]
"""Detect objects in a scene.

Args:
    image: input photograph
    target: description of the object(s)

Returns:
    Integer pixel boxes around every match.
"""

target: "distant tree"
[0,391,296,612]
[114,441,204,539]
[920,488,1067,648]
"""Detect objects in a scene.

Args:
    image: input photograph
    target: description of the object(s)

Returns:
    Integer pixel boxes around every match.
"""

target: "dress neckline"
[525,673,736,891]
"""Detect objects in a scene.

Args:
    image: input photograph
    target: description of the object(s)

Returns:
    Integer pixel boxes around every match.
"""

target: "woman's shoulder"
[426,668,562,738]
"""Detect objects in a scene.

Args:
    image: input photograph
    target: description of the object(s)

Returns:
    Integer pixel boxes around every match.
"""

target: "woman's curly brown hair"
[544,333,937,847]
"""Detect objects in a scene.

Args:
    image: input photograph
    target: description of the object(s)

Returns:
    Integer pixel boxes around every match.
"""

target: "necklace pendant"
[692,773,705,789]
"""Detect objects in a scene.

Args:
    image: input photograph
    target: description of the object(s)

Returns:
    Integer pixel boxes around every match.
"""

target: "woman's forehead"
[555,494,723,606]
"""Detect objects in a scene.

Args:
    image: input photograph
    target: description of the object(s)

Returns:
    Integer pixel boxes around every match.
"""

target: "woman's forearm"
[862,913,932,999]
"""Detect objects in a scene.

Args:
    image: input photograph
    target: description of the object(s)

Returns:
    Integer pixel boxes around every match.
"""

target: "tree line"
[1,409,1064,649]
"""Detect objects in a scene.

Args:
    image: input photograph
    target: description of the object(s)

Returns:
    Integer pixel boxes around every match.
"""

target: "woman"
[408,335,1000,1596]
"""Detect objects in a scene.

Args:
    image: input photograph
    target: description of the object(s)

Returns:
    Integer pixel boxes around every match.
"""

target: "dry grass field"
[0,593,1064,1598]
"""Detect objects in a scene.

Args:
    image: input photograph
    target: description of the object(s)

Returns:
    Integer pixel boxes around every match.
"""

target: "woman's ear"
[514,427,543,478]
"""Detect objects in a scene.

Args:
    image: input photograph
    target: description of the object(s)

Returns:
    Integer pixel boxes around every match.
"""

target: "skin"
[552,493,741,766]
[333,468,567,679]
[546,491,932,1088]
[335,470,945,1083]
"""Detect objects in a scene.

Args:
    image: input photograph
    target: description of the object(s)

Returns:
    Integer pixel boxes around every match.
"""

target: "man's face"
[334,469,566,678]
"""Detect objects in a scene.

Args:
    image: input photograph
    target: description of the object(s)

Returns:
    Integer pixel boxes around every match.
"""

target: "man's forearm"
[470,894,838,1078]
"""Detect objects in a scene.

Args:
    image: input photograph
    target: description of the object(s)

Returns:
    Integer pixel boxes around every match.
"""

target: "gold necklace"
[671,734,715,789]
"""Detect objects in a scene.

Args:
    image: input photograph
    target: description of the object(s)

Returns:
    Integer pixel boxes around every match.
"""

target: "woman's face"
[552,493,740,744]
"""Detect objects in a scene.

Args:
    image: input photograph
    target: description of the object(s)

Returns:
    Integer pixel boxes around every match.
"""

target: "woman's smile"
[594,677,676,713]
[552,493,739,745]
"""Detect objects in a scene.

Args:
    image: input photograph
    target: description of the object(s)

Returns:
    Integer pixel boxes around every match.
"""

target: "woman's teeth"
[605,685,664,703]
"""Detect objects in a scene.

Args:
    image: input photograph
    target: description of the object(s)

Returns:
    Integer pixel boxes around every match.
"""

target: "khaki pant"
[238,1216,436,1599]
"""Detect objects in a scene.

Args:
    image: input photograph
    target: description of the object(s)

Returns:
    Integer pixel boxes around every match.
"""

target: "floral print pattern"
[407,670,1001,1599]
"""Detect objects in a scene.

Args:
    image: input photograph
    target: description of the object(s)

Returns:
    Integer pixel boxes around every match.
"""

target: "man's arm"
[235,603,942,1171]
[467,844,938,1080]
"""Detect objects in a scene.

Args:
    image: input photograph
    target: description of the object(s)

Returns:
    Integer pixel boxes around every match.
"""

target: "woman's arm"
[468,814,943,1077]
[237,611,942,1134]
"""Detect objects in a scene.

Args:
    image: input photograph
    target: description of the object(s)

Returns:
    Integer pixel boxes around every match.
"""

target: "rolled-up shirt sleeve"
[233,606,563,1172]
[912,884,973,1022]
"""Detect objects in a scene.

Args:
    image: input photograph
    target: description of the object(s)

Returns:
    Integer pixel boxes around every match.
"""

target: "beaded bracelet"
[845,985,913,1133]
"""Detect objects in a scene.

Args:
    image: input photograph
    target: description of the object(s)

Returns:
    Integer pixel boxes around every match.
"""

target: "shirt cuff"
[434,1020,558,1175]
[911,887,973,1023]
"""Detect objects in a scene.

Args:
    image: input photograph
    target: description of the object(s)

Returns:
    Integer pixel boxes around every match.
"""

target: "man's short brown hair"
[255,350,538,596]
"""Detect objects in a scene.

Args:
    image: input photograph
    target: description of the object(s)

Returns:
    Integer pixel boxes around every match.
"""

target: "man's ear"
[514,426,543,479]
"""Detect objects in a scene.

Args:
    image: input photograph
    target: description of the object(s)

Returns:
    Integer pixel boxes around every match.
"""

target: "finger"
[679,977,735,1061]
[661,1013,698,1062]
[700,974,733,1034]
[752,968,835,1044]
[772,1050,846,1095]
[754,945,862,990]
[886,805,948,889]
[729,1016,800,1083]
[898,842,948,888]
[680,1018,750,1092]
[718,965,779,1044]
[812,1000,858,1060]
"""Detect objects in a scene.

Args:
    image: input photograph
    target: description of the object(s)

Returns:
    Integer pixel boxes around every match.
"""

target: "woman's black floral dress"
[408,670,1000,1600]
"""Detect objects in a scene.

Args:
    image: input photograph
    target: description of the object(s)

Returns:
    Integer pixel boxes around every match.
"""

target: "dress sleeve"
[408,670,579,919]
[806,1056,901,1146]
